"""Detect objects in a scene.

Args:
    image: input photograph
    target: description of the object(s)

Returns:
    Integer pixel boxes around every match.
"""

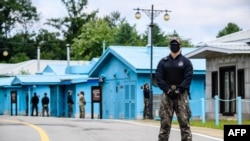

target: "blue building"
[0,46,206,119]
[89,46,205,119]
[0,61,100,118]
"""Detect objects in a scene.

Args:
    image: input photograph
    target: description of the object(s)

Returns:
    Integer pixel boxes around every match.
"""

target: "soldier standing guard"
[31,92,39,116]
[78,91,86,119]
[142,83,150,119]
[67,90,74,117]
[156,37,193,141]
[42,92,49,117]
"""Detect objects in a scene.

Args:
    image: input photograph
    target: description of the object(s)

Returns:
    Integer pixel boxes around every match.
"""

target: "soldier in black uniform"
[156,37,193,141]
[42,93,50,117]
[142,83,150,119]
[31,92,39,116]
[67,90,74,117]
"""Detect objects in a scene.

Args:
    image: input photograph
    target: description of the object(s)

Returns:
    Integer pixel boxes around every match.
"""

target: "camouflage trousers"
[158,90,192,141]
[68,103,73,117]
[79,105,85,118]
[42,105,49,117]
[143,98,150,119]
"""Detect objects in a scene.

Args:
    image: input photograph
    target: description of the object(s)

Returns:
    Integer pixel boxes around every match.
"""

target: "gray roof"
[41,58,99,75]
[186,42,250,58]
[89,46,206,76]
[209,29,250,43]
[186,29,250,59]
[0,59,89,76]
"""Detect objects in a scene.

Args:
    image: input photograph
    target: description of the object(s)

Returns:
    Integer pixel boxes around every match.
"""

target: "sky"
[32,0,250,45]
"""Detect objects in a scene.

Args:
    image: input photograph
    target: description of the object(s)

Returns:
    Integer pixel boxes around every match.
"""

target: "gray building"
[186,29,250,119]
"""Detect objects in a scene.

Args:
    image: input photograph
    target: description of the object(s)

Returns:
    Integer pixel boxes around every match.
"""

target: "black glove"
[176,87,185,94]
[168,89,178,99]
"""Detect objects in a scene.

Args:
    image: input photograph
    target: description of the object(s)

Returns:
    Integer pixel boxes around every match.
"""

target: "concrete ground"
[136,120,223,139]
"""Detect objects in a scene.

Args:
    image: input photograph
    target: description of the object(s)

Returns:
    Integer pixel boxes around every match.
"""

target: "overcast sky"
[32,0,250,45]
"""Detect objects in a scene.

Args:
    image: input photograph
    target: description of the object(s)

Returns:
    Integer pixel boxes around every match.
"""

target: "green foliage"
[36,29,66,60]
[19,69,30,75]
[0,0,39,38]
[103,11,125,28]
[0,0,208,63]
[141,26,194,47]
[104,11,144,46]
[9,52,29,63]
[167,30,194,47]
[141,24,168,46]
[113,22,142,46]
[45,0,98,44]
[0,0,39,63]
[216,22,242,38]
[71,18,114,60]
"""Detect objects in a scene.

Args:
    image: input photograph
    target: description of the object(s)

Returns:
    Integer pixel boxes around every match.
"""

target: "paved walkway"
[0,115,223,139]
[136,120,223,139]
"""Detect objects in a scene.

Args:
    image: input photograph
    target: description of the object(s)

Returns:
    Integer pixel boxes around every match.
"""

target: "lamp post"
[134,5,170,119]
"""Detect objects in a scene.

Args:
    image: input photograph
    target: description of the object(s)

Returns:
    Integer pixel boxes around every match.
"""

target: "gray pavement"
[0,115,223,141]
[136,119,223,139]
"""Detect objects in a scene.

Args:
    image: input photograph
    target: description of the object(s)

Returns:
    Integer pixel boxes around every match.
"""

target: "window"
[237,69,245,99]
[211,71,218,98]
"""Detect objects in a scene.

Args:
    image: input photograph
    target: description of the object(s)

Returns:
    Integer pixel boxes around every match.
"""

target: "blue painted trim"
[237,96,242,125]
[215,95,219,126]
[201,98,205,123]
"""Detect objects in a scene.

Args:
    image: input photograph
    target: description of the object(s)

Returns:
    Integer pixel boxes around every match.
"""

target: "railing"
[189,96,250,126]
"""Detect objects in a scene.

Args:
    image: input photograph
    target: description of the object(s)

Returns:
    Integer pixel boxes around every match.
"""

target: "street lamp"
[0,48,9,62]
[134,5,171,119]
[2,50,8,57]
[0,47,8,57]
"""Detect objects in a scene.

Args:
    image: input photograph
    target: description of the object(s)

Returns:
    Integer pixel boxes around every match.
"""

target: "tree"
[7,32,35,62]
[35,29,66,60]
[167,30,194,47]
[71,18,114,60]
[0,0,39,63]
[9,52,30,63]
[103,11,125,28]
[141,26,194,47]
[0,0,39,38]
[45,0,98,44]
[104,11,143,46]
[71,11,144,60]
[141,24,167,46]
[216,22,242,38]
[5,29,65,63]
[113,22,142,46]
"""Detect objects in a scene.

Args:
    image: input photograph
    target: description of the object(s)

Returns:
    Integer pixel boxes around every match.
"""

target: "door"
[114,84,120,119]
[102,82,110,119]
[10,90,17,115]
[59,86,67,117]
[219,66,236,116]
[50,86,58,117]
[0,90,5,115]
[124,82,136,119]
